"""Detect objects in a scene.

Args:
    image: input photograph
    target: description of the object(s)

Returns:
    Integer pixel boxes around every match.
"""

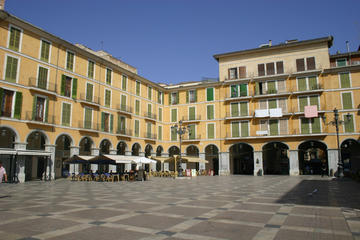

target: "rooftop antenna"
[346,41,352,65]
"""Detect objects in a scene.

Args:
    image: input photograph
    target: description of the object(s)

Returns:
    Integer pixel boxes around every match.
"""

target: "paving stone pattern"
[0,176,359,240]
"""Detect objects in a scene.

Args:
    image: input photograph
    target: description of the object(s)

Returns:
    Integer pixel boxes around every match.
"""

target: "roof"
[213,36,334,62]
[330,51,360,59]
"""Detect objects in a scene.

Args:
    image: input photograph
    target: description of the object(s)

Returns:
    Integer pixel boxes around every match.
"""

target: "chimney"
[0,0,5,10]
[269,40,272,47]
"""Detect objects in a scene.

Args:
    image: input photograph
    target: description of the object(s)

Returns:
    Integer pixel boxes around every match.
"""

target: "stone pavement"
[0,175,359,240]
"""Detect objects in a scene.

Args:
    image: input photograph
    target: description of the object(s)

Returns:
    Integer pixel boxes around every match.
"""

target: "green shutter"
[45,98,49,123]
[101,112,105,131]
[158,91,161,103]
[342,92,352,109]
[189,125,195,139]
[268,99,277,109]
[158,107,162,121]
[135,100,140,115]
[189,107,195,120]
[241,121,249,137]
[72,78,77,99]
[110,114,114,133]
[231,103,239,117]
[84,108,92,129]
[147,123,152,137]
[171,128,177,141]
[207,105,214,120]
[41,41,50,62]
[171,109,177,122]
[269,120,278,135]
[168,93,171,105]
[231,85,238,98]
[267,81,276,93]
[176,92,179,104]
[301,118,310,134]
[136,81,140,96]
[240,84,247,96]
[122,75,127,90]
[62,103,70,126]
[87,61,94,78]
[344,115,354,133]
[240,102,248,116]
[106,69,112,85]
[86,83,93,102]
[61,75,66,96]
[299,97,307,112]
[255,82,260,95]
[0,88,3,114]
[298,77,307,91]
[231,122,239,137]
[105,90,111,107]
[207,124,214,139]
[148,86,152,100]
[207,88,214,101]
[309,96,319,109]
[340,73,351,88]
[5,56,18,82]
[14,92,22,119]
[117,115,121,132]
[9,27,21,51]
[194,89,197,102]
[311,117,321,133]
[186,90,189,103]
[134,120,139,137]
[121,95,126,110]
[158,126,162,140]
[38,67,48,89]
[162,93,164,105]
[148,104,151,117]
[308,76,317,90]
[32,96,37,120]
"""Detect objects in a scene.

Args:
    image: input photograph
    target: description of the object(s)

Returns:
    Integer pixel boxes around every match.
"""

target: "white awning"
[17,150,52,156]
[0,149,17,155]
[78,155,94,161]
[103,154,136,164]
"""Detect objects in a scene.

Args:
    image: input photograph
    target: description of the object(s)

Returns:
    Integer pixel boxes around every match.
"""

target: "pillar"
[161,153,169,171]
[69,146,80,175]
[219,152,230,176]
[150,152,156,171]
[199,152,206,170]
[124,150,132,171]
[45,144,56,180]
[14,142,26,183]
[289,150,299,176]
[70,146,79,156]
[253,151,263,176]
[108,149,117,172]
[328,149,339,177]
[91,148,100,172]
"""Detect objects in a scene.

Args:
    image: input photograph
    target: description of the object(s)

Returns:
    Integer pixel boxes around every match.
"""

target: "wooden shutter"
[279,119,287,135]
[277,80,286,93]
[135,100,140,115]
[14,92,22,119]
[158,126,162,140]
[340,73,350,88]
[147,123,151,136]
[255,82,260,95]
[311,117,321,133]
[194,89,197,102]
[276,61,284,74]
[241,121,249,137]
[306,57,315,70]
[5,56,18,82]
[258,64,265,76]
[44,98,49,123]
[299,97,307,112]
[239,66,246,78]
[342,92,352,109]
[207,105,214,120]
[297,77,307,91]
[207,124,214,139]
[231,103,239,117]
[268,99,277,109]
[207,88,213,101]
[344,115,354,133]
[231,122,239,137]
[269,119,278,135]
[309,96,319,109]
[308,76,317,90]
[148,104,152,116]
[189,106,195,120]
[136,81,140,96]
[9,27,20,51]
[240,84,247,96]
[0,88,3,113]
[105,90,110,107]
[84,108,92,129]
[134,120,139,137]
[106,69,112,85]
[266,62,275,75]
[148,86,152,100]
[37,67,48,89]
[61,75,66,96]
[240,102,248,116]
[171,128,177,141]
[301,118,310,134]
[117,114,121,133]
[176,92,179,104]
[62,103,70,126]
[260,120,267,131]
[122,75,127,90]
[186,90,189,103]
[296,58,305,72]
[72,78,77,99]
[278,98,287,113]
[171,109,177,122]
[162,92,164,105]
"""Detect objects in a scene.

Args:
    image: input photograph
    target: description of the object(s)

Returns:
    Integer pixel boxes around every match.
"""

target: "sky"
[6,0,360,85]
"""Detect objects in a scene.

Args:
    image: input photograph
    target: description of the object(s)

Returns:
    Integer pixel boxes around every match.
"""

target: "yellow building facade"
[0,11,359,182]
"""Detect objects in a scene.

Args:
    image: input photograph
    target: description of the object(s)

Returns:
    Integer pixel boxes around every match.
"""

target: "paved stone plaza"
[0,176,359,240]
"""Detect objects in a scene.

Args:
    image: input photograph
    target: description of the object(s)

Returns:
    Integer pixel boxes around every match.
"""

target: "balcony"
[78,121,99,133]
[292,105,326,116]
[182,134,201,142]
[28,77,57,96]
[116,104,132,115]
[144,132,157,140]
[225,129,326,140]
[143,111,157,121]
[291,84,324,95]
[252,73,290,81]
[253,89,291,99]
[25,111,55,126]
[254,108,291,118]
[116,128,132,137]
[181,115,201,122]
[290,69,322,77]
[79,93,100,107]
[225,112,253,120]
[224,92,252,102]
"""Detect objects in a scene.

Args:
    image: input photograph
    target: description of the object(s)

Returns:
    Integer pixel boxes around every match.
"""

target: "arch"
[99,139,112,155]
[54,133,73,146]
[205,144,219,175]
[0,125,19,142]
[0,126,17,148]
[132,143,141,156]
[168,145,180,157]
[204,143,220,153]
[341,138,360,176]
[145,144,153,158]
[298,140,328,175]
[263,141,289,175]
[230,142,254,175]
[26,130,49,150]
[55,134,72,178]
[117,141,128,155]
[79,136,94,156]
[156,145,163,156]
[98,138,113,150]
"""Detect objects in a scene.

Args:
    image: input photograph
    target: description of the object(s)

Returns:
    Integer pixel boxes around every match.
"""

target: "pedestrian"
[321,163,327,177]
[0,161,7,183]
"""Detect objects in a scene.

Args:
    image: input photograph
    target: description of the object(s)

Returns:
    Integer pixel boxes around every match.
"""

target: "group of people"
[71,168,148,181]
[0,161,7,183]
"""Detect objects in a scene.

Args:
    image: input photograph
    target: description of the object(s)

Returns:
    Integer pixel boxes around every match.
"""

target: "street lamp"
[322,108,352,178]
[171,120,191,177]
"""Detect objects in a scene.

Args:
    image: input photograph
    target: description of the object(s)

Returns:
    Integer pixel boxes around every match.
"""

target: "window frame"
[188,106,196,120]
[336,58,347,67]
[36,64,50,90]
[0,87,16,118]
[171,108,178,123]
[297,94,320,112]
[33,94,48,122]
[299,117,322,134]
[188,89,196,103]
[231,120,250,137]
[87,59,95,79]
[61,101,72,127]
[158,107,163,121]
[229,67,238,80]
[65,50,75,72]
[206,104,215,120]
[171,92,178,105]
[148,85,152,100]
[7,24,23,52]
[3,54,20,83]
[338,72,352,89]
[158,125,163,141]
[104,88,112,108]
[122,74,128,91]
[341,91,353,110]
[134,119,140,137]
[206,87,214,102]
[105,67,113,85]
[83,107,93,129]
[343,113,356,133]
[39,38,52,63]
[296,56,316,72]
[85,81,94,102]
[206,122,215,139]
[134,99,140,115]
[135,80,141,96]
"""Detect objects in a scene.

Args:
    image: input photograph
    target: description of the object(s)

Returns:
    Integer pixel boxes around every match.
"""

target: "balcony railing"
[78,121,99,131]
[79,93,100,105]
[182,134,201,141]
[25,111,55,125]
[143,111,157,120]
[181,115,201,121]
[330,60,360,68]
[116,104,133,114]
[144,132,157,140]
[225,112,253,119]
[28,77,57,94]
[225,92,252,100]
[116,128,132,136]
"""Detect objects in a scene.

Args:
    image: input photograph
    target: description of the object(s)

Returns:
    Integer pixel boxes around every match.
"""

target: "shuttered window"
[5,56,18,82]
[229,68,237,79]
[40,40,50,62]
[311,117,321,133]
[279,119,287,135]
[269,120,278,135]
[87,83,94,103]
[240,102,248,116]
[266,62,275,75]
[88,60,94,78]
[136,81,140,96]
[267,81,276,93]
[171,127,177,141]
[309,96,319,109]
[260,120,267,131]
[278,98,287,113]
[171,109,177,122]
[121,95,127,111]
[342,92,353,109]
[276,61,284,74]
[207,105,214,120]
[62,103,71,126]
[9,26,21,51]
[84,108,92,129]
[158,126,162,140]
[231,103,239,117]
[13,92,22,119]
[268,99,277,109]
[301,118,310,134]
[258,64,265,76]
[148,86,152,100]
[340,73,351,88]
[118,115,125,133]
[297,77,307,91]
[277,80,286,93]
[158,107,162,121]
[207,88,214,101]
[105,90,111,107]
[158,91,163,104]
[147,104,152,116]
[296,58,305,72]
[299,97,308,112]
[66,51,74,71]
[344,114,354,133]
[231,122,240,137]
[306,57,315,70]
[231,85,238,98]
[239,66,246,78]
[37,67,48,89]
[308,76,317,90]
[259,100,267,109]
[135,100,140,115]
[106,68,112,85]
[336,59,347,67]
[188,125,196,139]
[147,123,152,137]
[241,121,249,137]
[189,106,195,120]
[240,84,247,96]
[134,120,139,137]
[207,123,215,139]
[122,75,127,90]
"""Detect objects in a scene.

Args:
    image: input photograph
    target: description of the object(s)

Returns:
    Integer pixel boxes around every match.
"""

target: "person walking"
[321,162,327,177]
[0,161,7,183]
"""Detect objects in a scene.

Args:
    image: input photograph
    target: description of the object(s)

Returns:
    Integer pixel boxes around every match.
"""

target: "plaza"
[0,176,359,240]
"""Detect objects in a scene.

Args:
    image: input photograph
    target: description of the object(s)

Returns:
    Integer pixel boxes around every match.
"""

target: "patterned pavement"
[0,175,359,240]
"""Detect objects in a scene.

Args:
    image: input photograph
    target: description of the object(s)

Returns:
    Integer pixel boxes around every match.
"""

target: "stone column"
[199,152,206,170]
[150,152,156,171]
[253,151,263,176]
[328,149,339,177]
[90,148,100,172]
[289,150,299,176]
[14,142,26,183]
[70,146,79,156]
[124,151,132,171]
[69,146,80,175]
[219,152,230,176]
[161,153,169,171]
[45,144,56,180]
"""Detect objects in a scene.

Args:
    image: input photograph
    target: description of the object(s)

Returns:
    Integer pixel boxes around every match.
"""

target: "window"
[298,95,319,112]
[230,102,248,117]
[230,84,248,98]
[189,106,196,120]
[146,122,152,138]
[206,88,214,101]
[229,68,237,79]
[260,119,287,135]
[336,59,347,67]
[267,81,276,94]
[134,119,139,137]
[255,81,280,95]
[118,115,126,134]
[37,66,48,89]
[5,55,19,83]
[258,64,265,76]
[158,107,162,121]
[33,96,48,122]
[61,75,77,99]
[301,117,321,134]
[101,112,113,132]
[61,102,71,126]
[207,123,215,139]
[187,90,197,103]
[40,40,50,62]
[120,95,127,111]
[231,121,249,137]
[296,57,315,72]
[339,72,351,88]
[86,83,93,102]
[276,61,284,74]
[8,26,22,51]
[148,86,152,100]
[188,124,196,139]
[84,107,92,129]
[207,105,214,120]
[0,89,22,119]
[136,81,141,96]
[344,114,354,133]
[266,62,275,75]
[158,126,163,140]
[171,127,177,141]
[258,61,283,76]
[122,75,127,90]
[88,60,95,79]
[341,92,353,110]
[147,104,152,118]
[171,108,177,122]
[104,89,111,108]
[158,91,163,104]
[170,92,178,105]
[106,68,112,85]
[239,66,247,78]
[297,76,318,91]
[135,100,140,115]
[66,51,74,71]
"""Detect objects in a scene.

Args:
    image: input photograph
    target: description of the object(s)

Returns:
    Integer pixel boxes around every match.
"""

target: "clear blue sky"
[6,0,360,84]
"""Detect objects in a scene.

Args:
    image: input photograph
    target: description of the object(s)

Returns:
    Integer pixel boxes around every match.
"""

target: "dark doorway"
[55,134,71,178]
[341,139,360,176]
[117,142,126,155]
[263,142,289,175]
[205,145,219,175]
[168,146,180,171]
[79,137,93,156]
[298,141,327,175]
[230,143,253,175]
[186,145,199,170]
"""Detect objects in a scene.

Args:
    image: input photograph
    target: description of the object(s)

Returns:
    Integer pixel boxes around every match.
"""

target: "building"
[0,10,358,182]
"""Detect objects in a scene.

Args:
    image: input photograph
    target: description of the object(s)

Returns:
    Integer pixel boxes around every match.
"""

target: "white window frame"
[239,101,249,116]
[134,119,140,137]
[158,91,163,104]
[206,87,215,102]
[134,99,140,115]
[3,54,21,83]
[122,74,128,90]
[118,115,126,132]
[158,107,163,121]
[158,125,163,141]
[34,94,48,123]
[120,94,127,107]
[229,67,238,79]
[279,118,288,135]
[87,59,96,79]
[36,64,50,89]
[147,103,152,114]
[297,94,320,112]
[104,88,112,108]
[343,113,356,133]
[188,124,196,139]
[148,85,152,100]
[298,117,322,134]
[340,91,354,110]
[83,107,93,128]
[7,24,23,52]
[85,82,94,102]
[170,108,178,123]
[206,104,215,120]
[171,92,177,105]
[105,67,113,85]
[135,80,141,96]
[39,38,52,63]
[231,121,240,137]
[188,89,196,103]
[206,122,216,139]
[65,50,76,72]
[62,74,73,99]
[336,58,347,67]
[188,105,196,119]
[338,71,352,89]
[61,101,72,127]
[102,111,111,132]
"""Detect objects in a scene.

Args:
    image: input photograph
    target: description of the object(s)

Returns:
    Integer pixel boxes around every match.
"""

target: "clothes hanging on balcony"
[304,105,318,118]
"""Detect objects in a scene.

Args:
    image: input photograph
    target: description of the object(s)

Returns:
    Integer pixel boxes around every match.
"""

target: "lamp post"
[323,108,352,178]
[171,120,191,177]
